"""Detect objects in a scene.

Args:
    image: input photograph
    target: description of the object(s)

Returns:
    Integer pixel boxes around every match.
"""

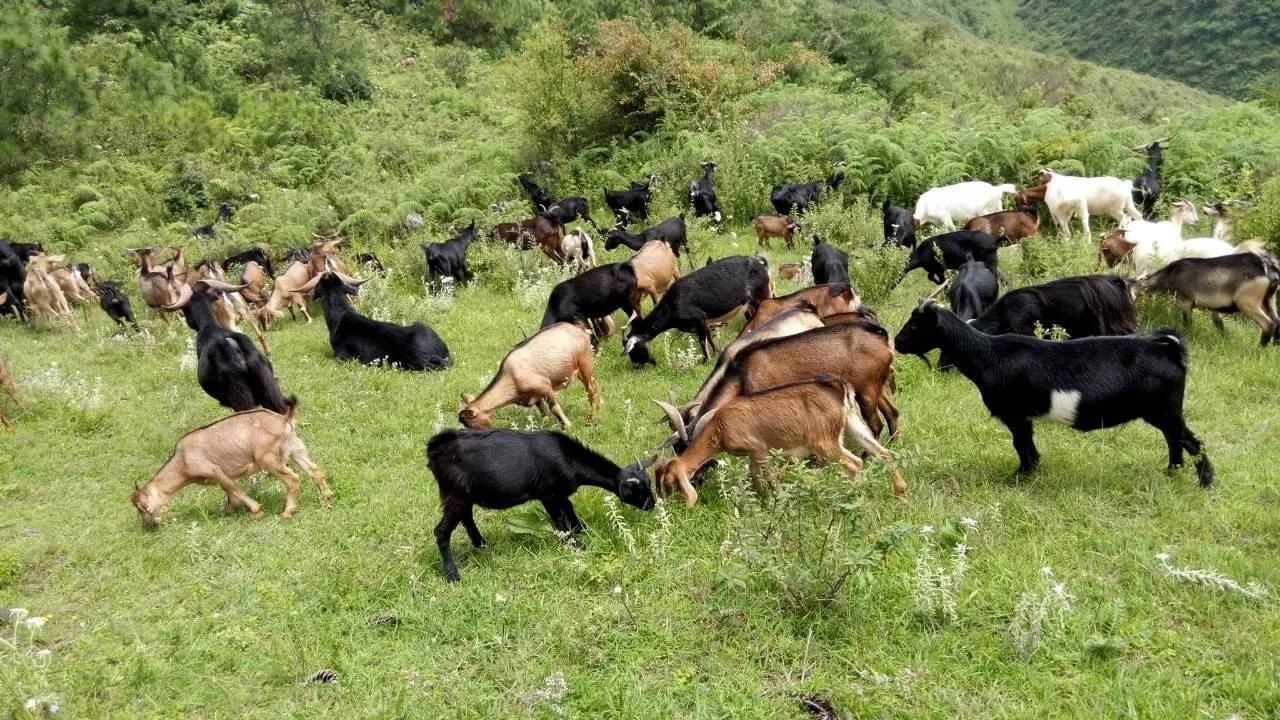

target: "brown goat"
[50,265,93,319]
[132,248,182,317]
[654,377,906,507]
[257,257,323,329]
[740,283,860,334]
[131,399,331,526]
[1098,230,1136,268]
[626,240,680,312]
[1016,181,1048,208]
[778,262,805,281]
[0,351,20,430]
[495,217,565,263]
[752,215,799,250]
[966,207,1040,245]
[24,254,77,326]
[459,323,601,430]
[238,261,268,305]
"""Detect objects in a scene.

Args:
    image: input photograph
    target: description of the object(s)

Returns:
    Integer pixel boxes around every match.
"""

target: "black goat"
[224,246,275,277]
[194,202,235,239]
[296,270,450,370]
[541,263,639,329]
[974,275,1137,338]
[810,235,849,285]
[770,167,846,215]
[168,280,289,413]
[356,252,385,272]
[0,240,27,320]
[94,281,137,329]
[1132,140,1167,219]
[898,230,998,286]
[427,428,655,582]
[604,177,654,226]
[604,216,687,256]
[9,243,44,262]
[623,255,771,366]
[949,257,998,321]
[423,221,477,284]
[882,200,917,248]
[518,173,554,216]
[74,262,100,286]
[542,197,598,229]
[688,162,721,222]
[895,301,1212,485]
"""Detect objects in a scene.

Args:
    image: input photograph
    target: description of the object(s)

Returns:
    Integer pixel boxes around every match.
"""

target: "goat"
[561,228,597,269]
[542,197,598,229]
[604,177,654,226]
[0,240,28,320]
[459,323,601,430]
[740,283,859,334]
[972,274,1136,339]
[689,161,721,223]
[653,376,905,507]
[604,216,687,257]
[1135,253,1280,345]
[50,264,93,319]
[424,221,477,284]
[93,280,138,329]
[1132,139,1169,219]
[224,246,275,278]
[133,248,182,318]
[428,428,654,581]
[292,267,450,369]
[24,254,77,326]
[965,206,1039,245]
[541,263,639,335]
[131,399,331,526]
[257,255,323,330]
[1202,201,1243,242]
[913,181,1016,231]
[811,236,849,285]
[627,239,680,313]
[752,215,799,250]
[895,301,1213,485]
[770,166,846,215]
[949,257,998,321]
[623,255,771,366]
[193,202,235,239]
[518,173,554,216]
[778,263,805,281]
[167,280,289,413]
[898,230,998,286]
[882,200,917,248]
[237,261,268,306]
[356,252,385,272]
[0,351,20,430]
[494,216,564,263]
[1106,201,1221,275]
[1040,169,1143,239]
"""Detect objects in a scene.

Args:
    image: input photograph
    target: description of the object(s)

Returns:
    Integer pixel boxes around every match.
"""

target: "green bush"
[1237,176,1280,248]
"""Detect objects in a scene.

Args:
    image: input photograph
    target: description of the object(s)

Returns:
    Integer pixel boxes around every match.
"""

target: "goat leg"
[1005,418,1040,477]
[209,470,264,519]
[461,507,486,548]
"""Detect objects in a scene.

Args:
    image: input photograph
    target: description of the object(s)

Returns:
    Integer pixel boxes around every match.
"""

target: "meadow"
[1,215,1279,718]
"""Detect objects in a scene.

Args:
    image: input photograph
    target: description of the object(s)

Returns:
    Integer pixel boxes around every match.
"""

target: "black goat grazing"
[623,255,771,366]
[194,202,235,239]
[542,197,598,229]
[294,269,450,370]
[604,177,654,226]
[688,162,721,223]
[167,280,289,413]
[895,301,1213,485]
[949,257,998,321]
[518,173,554,215]
[94,281,138,329]
[423,221,477,284]
[770,166,846,215]
[898,230,998,286]
[427,428,655,582]
[604,216,687,256]
[224,246,275,277]
[541,263,639,330]
[0,240,28,320]
[810,235,849,285]
[882,200,917,248]
[1132,139,1169,219]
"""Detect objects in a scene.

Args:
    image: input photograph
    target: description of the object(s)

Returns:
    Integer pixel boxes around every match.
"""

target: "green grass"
[2,225,1279,719]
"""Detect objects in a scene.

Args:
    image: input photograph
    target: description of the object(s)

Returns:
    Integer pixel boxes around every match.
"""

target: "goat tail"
[282,396,299,423]
[1149,327,1189,365]
[994,183,1017,194]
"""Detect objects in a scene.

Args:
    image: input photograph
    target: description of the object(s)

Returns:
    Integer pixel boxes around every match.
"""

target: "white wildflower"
[960,516,978,529]
[920,524,934,535]
[9,608,29,623]
[24,616,46,630]
[1040,566,1054,577]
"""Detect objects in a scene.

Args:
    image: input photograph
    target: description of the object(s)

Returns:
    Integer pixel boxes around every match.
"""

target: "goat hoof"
[279,513,294,521]
[250,509,266,519]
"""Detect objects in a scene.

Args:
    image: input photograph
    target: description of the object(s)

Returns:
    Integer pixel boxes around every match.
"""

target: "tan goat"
[24,254,78,326]
[740,283,860,334]
[132,248,182,318]
[654,377,906,507]
[459,323,601,430]
[238,261,268,305]
[626,240,680,313]
[752,215,800,250]
[131,399,331,526]
[0,350,20,430]
[51,265,93,319]
[257,254,326,330]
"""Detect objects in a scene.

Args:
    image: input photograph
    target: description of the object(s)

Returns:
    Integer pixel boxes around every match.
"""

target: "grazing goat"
[778,263,805,281]
[740,283,859,334]
[913,181,1016,231]
[0,240,28,320]
[542,197,597,229]
[604,177,654,226]
[811,236,849,285]
[427,428,654,581]
[459,323,601,430]
[24,254,77,326]
[131,399,331,526]
[898,230,998,286]
[965,206,1039,245]
[1040,169,1143,239]
[561,228,597,269]
[1135,253,1280,345]
[624,255,771,366]
[949,257,998,321]
[293,268,450,369]
[168,280,289,413]
[540,263,639,334]
[689,162,721,222]
[0,352,20,430]
[424,221,477,284]
[224,246,275,278]
[356,252,385,272]
[770,166,846,215]
[882,200,917,248]
[518,173,554,215]
[752,215,799,250]
[654,376,905,507]
[626,240,680,312]
[1105,201,1223,275]
[94,280,138,329]
[604,216,687,257]
[1132,139,1169,219]
[193,202,235,239]
[896,301,1213,484]
[494,216,564,263]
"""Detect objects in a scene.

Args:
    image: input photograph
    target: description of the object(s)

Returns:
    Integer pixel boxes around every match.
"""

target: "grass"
[1,223,1279,719]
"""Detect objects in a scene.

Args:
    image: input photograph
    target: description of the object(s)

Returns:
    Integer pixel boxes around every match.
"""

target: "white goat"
[561,228,596,269]
[1120,200,1216,275]
[913,181,1016,231]
[1042,169,1143,239]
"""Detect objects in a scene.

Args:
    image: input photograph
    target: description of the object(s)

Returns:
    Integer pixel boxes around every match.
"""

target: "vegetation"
[2,2,1280,717]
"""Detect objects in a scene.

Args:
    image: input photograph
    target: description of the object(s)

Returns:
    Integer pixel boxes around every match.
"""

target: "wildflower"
[920,524,934,535]
[1040,566,1054,577]
[9,608,29,622]
[960,516,978,529]
[494,593,508,603]
[612,585,623,595]
[1155,552,1171,563]
[25,616,47,631]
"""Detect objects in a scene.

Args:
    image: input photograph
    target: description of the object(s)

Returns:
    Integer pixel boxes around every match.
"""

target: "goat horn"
[203,279,249,294]
[291,273,324,294]
[163,282,194,310]
[335,270,367,287]
[652,400,688,442]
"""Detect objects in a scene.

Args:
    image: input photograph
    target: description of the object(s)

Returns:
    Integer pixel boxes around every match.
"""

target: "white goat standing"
[1042,169,1143,239]
[913,181,1016,231]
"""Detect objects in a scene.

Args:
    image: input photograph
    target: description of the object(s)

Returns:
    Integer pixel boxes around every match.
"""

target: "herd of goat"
[1,139,1278,582]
